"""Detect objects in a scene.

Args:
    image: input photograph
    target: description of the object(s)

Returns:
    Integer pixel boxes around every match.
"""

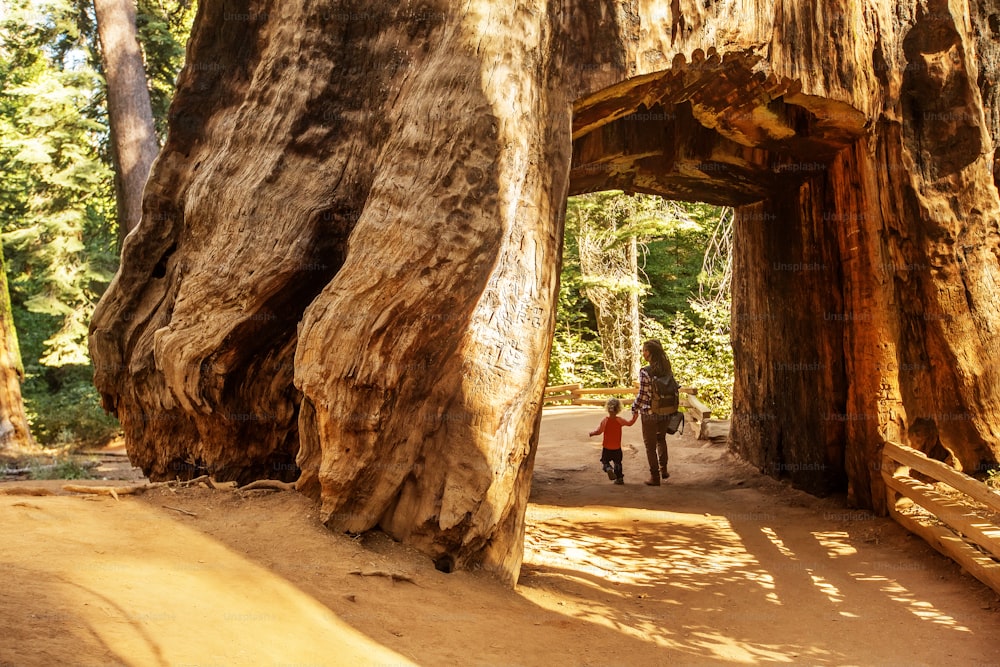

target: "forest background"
[0,0,733,465]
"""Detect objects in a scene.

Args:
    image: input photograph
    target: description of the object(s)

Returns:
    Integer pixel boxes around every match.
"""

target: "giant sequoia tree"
[0,243,33,451]
[90,1,1000,583]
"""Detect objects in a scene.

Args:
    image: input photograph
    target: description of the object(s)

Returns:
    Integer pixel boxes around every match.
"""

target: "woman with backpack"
[631,339,677,486]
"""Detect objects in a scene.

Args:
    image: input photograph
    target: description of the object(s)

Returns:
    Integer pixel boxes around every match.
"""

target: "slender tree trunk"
[0,243,34,450]
[578,214,641,386]
[629,235,641,382]
[93,0,159,245]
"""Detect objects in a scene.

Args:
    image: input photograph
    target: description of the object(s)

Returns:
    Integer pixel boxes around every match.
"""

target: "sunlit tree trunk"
[93,0,159,245]
[0,243,34,450]
[628,235,641,382]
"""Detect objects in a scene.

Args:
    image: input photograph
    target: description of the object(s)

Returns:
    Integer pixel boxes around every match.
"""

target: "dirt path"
[1,406,997,666]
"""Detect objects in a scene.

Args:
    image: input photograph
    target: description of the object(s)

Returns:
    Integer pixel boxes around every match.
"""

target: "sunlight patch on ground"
[683,631,828,664]
[760,526,797,559]
[811,531,858,558]
[807,572,845,605]
[520,503,838,662]
[525,504,769,590]
[521,495,982,663]
[849,574,972,632]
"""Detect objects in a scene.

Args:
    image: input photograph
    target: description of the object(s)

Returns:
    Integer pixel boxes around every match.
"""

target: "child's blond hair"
[605,397,622,415]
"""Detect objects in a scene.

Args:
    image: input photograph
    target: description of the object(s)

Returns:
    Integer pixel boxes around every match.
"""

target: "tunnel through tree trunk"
[91,1,1000,583]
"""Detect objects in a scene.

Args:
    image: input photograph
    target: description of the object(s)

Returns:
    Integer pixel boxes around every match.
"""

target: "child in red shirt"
[589,398,638,484]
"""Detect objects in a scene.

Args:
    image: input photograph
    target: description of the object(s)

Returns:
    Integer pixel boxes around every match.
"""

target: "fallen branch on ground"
[348,569,417,584]
[239,480,296,492]
[162,504,198,517]
[0,487,55,496]
[62,482,165,500]
[58,476,295,499]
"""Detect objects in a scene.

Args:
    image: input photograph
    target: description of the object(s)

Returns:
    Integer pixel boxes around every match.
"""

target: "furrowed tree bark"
[91,0,1000,583]
[93,0,159,243]
[0,242,34,450]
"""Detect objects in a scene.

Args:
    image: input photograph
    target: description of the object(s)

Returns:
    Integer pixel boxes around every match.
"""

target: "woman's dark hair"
[643,339,672,377]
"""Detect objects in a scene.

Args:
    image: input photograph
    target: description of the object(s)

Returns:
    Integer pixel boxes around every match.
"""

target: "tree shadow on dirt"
[524,406,998,664]
[520,500,996,664]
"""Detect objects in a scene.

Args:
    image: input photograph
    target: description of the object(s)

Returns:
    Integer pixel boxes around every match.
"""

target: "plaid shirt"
[632,366,654,415]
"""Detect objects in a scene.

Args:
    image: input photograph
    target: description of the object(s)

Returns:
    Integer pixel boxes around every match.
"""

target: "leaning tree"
[91,1,1000,584]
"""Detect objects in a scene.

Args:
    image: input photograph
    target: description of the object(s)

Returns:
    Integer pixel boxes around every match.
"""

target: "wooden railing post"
[880,440,1000,595]
[543,384,715,440]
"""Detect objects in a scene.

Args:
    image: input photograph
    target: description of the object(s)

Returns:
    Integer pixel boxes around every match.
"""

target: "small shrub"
[28,458,96,480]
[23,374,120,447]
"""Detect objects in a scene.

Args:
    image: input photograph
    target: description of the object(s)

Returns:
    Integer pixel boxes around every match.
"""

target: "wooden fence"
[881,440,1000,594]
[543,383,713,439]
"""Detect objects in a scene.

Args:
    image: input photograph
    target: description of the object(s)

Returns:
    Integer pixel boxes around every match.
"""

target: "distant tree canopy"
[0,0,192,445]
[551,193,734,416]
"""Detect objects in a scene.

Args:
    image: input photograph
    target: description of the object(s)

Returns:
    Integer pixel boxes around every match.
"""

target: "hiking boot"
[603,463,616,480]
[614,477,624,485]
[644,477,661,486]
[660,468,670,480]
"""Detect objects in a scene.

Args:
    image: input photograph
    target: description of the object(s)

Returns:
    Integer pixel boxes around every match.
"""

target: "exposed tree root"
[238,480,296,492]
[348,569,417,584]
[62,483,163,499]
[0,487,55,496]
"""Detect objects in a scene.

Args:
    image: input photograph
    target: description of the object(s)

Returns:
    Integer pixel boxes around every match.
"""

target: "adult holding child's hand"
[632,339,677,486]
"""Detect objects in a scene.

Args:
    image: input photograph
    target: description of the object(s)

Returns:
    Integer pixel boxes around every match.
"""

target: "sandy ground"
[1,405,998,666]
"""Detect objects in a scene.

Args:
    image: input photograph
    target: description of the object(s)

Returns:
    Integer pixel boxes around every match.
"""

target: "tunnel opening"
[564,53,868,497]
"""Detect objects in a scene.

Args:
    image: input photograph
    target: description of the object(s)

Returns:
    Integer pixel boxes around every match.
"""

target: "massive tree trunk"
[93,0,159,243]
[91,0,1000,583]
[0,243,34,451]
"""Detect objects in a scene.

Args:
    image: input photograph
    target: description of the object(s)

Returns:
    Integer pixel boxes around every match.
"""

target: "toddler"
[589,398,637,485]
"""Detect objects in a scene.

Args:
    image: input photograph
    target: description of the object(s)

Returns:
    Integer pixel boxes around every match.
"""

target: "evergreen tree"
[0,0,192,445]
[93,0,159,242]
[552,192,734,416]
[1,0,117,443]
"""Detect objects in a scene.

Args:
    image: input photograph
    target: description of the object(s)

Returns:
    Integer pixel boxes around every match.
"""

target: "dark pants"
[641,413,670,478]
[601,448,623,479]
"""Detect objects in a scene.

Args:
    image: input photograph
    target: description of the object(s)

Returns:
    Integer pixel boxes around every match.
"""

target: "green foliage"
[0,0,194,449]
[135,0,195,139]
[549,216,606,386]
[564,192,707,385]
[29,456,97,480]
[0,0,121,446]
[642,300,734,418]
[641,203,717,319]
[25,361,120,445]
[551,193,734,416]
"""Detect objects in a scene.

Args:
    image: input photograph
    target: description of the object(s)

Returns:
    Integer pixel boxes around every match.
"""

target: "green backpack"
[649,369,680,416]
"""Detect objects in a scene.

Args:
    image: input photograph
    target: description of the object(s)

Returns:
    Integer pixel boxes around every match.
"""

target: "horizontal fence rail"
[881,440,1000,595]
[543,384,713,439]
